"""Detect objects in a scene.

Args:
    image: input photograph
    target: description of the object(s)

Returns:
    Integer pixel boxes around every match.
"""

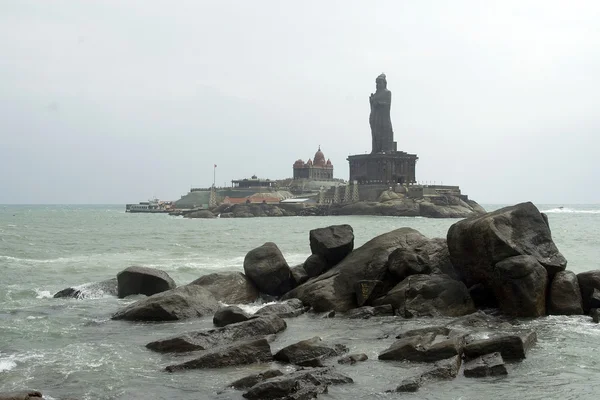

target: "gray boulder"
[303,254,330,278]
[447,202,567,288]
[354,280,386,307]
[53,278,117,299]
[463,330,537,361]
[165,338,272,372]
[213,306,251,327]
[290,264,309,285]
[393,355,462,393]
[338,353,368,365]
[344,304,394,319]
[309,224,354,266]
[378,333,463,362]
[373,274,475,317]
[116,266,176,299]
[387,247,430,280]
[274,336,348,366]
[464,352,507,378]
[576,270,600,313]
[243,242,295,296]
[146,314,286,353]
[228,369,284,390]
[548,270,583,315]
[191,272,259,304]
[254,298,306,318]
[112,284,219,322]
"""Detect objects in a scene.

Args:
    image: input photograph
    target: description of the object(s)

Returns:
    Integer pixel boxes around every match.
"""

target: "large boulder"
[373,274,475,317]
[191,272,259,304]
[227,369,284,390]
[282,228,434,312]
[447,202,567,288]
[111,285,219,322]
[378,333,463,363]
[463,330,537,361]
[254,298,306,318]
[53,278,117,299]
[303,254,330,278]
[309,224,354,266]
[464,352,507,378]
[213,306,251,327]
[243,242,295,296]
[116,266,176,299]
[548,270,583,315]
[492,255,548,317]
[576,270,600,313]
[146,314,286,353]
[274,336,348,366]
[165,338,272,371]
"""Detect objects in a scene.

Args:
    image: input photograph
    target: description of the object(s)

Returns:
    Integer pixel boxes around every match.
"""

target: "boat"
[125,198,173,213]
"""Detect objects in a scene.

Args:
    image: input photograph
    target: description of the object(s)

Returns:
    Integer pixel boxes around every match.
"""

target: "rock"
[344,304,394,319]
[274,336,348,366]
[387,247,430,280]
[492,255,548,317]
[446,311,514,334]
[191,272,259,304]
[303,254,330,278]
[242,367,353,400]
[464,352,507,378]
[463,330,537,360]
[213,306,251,327]
[354,280,386,307]
[185,209,216,218]
[112,285,219,322]
[392,355,461,393]
[590,289,600,310]
[165,338,272,372]
[576,270,600,313]
[116,266,176,299]
[378,333,463,362]
[468,283,498,308]
[419,199,482,219]
[146,314,286,353]
[0,391,43,400]
[53,278,117,299]
[228,369,284,390]
[591,308,600,323]
[337,353,368,365]
[243,242,295,296]
[447,202,567,288]
[373,274,475,317]
[309,224,354,266]
[548,270,583,315]
[290,264,309,285]
[254,299,306,318]
[283,228,436,312]
[394,378,421,392]
[396,326,451,339]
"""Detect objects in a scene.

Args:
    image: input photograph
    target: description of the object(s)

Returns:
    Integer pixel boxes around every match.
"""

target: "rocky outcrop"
[146,314,286,353]
[243,242,295,297]
[373,274,475,317]
[463,352,507,378]
[309,224,354,266]
[191,272,259,304]
[254,299,306,318]
[165,338,272,372]
[184,210,216,218]
[111,285,219,322]
[116,266,176,299]
[213,306,251,327]
[274,336,348,366]
[0,391,43,400]
[53,277,117,299]
[576,270,600,313]
[549,270,583,315]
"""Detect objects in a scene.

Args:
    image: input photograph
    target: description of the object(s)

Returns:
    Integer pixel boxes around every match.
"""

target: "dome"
[313,146,326,167]
[307,158,313,166]
[293,159,305,168]
[326,159,332,166]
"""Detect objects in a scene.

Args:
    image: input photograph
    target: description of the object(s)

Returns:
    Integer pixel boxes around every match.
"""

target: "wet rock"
[337,353,368,365]
[344,304,393,319]
[354,280,386,307]
[112,284,219,322]
[284,228,447,312]
[0,391,43,400]
[146,314,286,353]
[394,377,421,392]
[396,326,451,339]
[116,266,176,299]
[254,299,306,318]
[463,330,537,361]
[165,338,272,372]
[447,202,567,288]
[185,209,216,218]
[468,283,498,309]
[191,272,259,304]
[309,224,354,266]
[387,247,430,280]
[242,367,353,400]
[53,278,117,299]
[213,306,251,327]
[290,264,309,286]
[493,255,547,317]
[464,352,507,377]
[548,270,583,315]
[303,254,330,279]
[576,270,600,313]
[373,274,475,317]
[228,369,284,390]
[591,308,600,323]
[378,333,463,362]
[392,355,461,393]
[445,310,511,331]
[274,336,348,366]
[243,242,295,296]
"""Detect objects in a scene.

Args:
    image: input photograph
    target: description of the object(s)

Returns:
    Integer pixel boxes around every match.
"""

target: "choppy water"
[1,204,600,399]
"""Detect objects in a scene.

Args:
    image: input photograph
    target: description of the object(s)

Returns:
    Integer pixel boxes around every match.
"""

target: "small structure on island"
[293,147,334,180]
[231,175,276,189]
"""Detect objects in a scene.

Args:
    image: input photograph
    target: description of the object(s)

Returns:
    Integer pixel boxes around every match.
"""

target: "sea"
[1,204,600,400]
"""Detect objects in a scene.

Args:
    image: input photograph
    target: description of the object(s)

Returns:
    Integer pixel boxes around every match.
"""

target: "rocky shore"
[14,201,600,400]
[181,193,486,219]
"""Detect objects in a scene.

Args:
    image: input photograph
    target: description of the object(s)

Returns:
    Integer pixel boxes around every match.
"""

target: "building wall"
[348,153,418,185]
[293,166,333,180]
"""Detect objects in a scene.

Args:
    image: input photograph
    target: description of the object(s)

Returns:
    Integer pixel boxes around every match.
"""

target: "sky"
[1,1,599,204]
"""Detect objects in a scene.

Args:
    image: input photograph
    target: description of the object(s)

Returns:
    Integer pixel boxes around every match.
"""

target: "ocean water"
[1,204,600,399]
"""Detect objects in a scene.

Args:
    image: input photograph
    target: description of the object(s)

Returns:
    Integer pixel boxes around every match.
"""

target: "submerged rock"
[392,355,462,393]
[378,333,463,362]
[274,336,348,366]
[116,266,176,299]
[337,353,368,365]
[243,242,295,296]
[228,369,284,390]
[53,278,117,299]
[463,331,537,361]
[191,272,259,304]
[464,352,507,378]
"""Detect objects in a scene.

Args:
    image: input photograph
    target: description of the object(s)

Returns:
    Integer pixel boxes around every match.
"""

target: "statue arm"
[374,91,391,106]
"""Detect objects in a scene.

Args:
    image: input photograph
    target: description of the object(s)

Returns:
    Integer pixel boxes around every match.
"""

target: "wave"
[0,358,16,372]
[542,207,600,214]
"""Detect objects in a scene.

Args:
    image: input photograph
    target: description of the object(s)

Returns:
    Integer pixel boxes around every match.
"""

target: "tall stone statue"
[369,73,394,153]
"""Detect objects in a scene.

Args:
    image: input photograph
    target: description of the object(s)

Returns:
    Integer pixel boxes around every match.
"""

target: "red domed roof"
[313,146,326,167]
[326,159,332,166]
[307,158,313,166]
[293,159,305,168]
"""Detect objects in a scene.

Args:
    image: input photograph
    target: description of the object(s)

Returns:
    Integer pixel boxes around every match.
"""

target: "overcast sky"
[1,1,599,204]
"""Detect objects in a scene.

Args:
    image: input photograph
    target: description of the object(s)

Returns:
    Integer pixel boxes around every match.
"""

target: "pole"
[213,164,216,188]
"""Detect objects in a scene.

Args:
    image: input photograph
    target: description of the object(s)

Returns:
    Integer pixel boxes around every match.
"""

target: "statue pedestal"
[347,151,418,185]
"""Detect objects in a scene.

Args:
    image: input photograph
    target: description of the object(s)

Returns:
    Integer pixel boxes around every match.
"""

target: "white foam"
[0,358,16,372]
[34,289,53,299]
[542,207,600,214]
[237,301,277,314]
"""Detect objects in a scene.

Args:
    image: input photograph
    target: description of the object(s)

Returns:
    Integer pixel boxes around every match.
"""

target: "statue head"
[376,73,387,90]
